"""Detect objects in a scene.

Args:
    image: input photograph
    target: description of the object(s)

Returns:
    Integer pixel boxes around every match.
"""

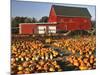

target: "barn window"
[48,26,56,33]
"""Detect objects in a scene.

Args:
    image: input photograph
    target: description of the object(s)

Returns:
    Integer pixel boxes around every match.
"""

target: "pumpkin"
[17,71,23,74]
[24,71,30,74]
[11,58,16,63]
[83,58,88,64]
[79,65,88,70]
[49,67,55,72]
[90,58,94,64]
[73,60,79,67]
[22,62,29,67]
[39,60,44,66]
[18,65,23,71]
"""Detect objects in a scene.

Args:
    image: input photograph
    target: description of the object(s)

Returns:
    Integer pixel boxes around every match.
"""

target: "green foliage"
[11,28,19,34]
[39,16,48,22]
[67,30,90,37]
[11,17,37,27]
[57,30,68,33]
[91,20,96,28]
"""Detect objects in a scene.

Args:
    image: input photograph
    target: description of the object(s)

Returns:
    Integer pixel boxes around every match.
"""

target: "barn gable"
[52,5,91,18]
[48,7,57,22]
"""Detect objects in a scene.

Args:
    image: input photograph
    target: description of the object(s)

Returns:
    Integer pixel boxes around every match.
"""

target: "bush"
[11,28,19,34]
[57,30,68,33]
[67,30,90,37]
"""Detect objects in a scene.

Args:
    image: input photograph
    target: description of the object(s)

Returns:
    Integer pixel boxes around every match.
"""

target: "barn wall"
[56,16,92,31]
[80,18,92,30]
[20,24,37,34]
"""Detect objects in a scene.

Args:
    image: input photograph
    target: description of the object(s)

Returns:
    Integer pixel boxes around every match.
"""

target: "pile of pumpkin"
[11,59,62,74]
[66,54,96,70]
[11,35,96,74]
[65,36,96,70]
[65,36,96,54]
[11,38,60,74]
[52,36,96,70]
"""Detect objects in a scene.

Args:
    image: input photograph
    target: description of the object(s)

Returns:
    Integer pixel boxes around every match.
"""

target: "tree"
[11,17,37,27]
[11,16,21,27]
[32,17,37,23]
[24,18,32,23]
[39,16,48,22]
[91,20,96,28]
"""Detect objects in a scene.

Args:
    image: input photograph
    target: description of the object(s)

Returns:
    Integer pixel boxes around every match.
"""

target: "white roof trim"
[20,22,57,25]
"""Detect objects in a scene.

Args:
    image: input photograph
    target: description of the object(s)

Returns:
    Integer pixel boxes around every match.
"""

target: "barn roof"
[52,5,91,18]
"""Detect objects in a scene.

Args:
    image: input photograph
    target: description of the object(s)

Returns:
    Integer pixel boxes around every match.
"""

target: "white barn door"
[48,26,56,33]
[38,26,46,34]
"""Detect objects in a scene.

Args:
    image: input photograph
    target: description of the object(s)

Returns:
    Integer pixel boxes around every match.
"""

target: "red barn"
[19,5,92,34]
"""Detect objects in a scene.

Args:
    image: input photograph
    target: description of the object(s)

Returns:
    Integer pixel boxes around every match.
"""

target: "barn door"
[38,26,46,34]
[48,26,56,33]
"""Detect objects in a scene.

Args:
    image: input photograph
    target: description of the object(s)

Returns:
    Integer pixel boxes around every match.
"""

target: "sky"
[11,0,96,21]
